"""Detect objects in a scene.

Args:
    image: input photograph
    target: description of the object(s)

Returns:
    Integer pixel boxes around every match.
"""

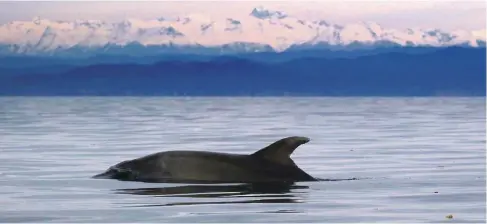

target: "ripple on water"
[0,97,485,223]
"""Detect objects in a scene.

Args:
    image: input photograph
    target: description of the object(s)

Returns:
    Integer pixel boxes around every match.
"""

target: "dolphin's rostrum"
[92,136,317,184]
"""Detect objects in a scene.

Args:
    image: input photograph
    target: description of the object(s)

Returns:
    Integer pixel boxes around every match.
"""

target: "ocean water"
[0,97,485,223]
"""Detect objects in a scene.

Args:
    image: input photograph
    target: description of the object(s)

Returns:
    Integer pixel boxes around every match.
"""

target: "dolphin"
[92,136,317,184]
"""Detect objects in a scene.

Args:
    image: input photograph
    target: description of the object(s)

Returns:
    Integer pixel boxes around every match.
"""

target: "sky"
[0,0,485,32]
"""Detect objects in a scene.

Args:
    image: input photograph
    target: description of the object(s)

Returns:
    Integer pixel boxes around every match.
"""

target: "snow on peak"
[32,16,41,25]
[31,16,53,26]
[472,29,486,40]
[250,6,288,19]
[0,7,485,55]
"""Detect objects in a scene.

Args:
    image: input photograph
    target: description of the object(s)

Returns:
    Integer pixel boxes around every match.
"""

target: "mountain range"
[1,47,485,96]
[1,6,486,57]
[0,6,485,96]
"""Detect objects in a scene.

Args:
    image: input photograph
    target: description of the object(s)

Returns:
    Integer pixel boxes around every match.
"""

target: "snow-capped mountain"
[0,7,485,56]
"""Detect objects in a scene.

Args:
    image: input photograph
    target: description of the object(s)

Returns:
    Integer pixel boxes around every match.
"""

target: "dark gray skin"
[92,136,317,184]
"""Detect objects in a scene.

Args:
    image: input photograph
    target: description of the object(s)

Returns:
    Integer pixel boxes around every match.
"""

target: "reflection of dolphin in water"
[93,136,317,184]
[115,183,308,207]
[114,179,360,208]
[116,183,308,198]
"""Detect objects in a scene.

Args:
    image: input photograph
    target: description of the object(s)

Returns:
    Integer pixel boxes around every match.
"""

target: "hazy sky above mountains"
[1,0,485,31]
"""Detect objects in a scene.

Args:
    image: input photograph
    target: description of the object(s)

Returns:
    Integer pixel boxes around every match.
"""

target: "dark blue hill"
[0,47,485,96]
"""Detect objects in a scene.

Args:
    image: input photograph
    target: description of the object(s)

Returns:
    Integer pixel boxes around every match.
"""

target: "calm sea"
[0,97,485,223]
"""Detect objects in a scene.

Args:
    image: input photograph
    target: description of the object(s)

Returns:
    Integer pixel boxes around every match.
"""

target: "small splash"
[316,177,365,181]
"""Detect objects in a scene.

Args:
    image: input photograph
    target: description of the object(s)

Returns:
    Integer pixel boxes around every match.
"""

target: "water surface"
[0,97,485,222]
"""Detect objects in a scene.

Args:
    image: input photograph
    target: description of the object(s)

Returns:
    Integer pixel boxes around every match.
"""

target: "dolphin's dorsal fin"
[251,136,310,166]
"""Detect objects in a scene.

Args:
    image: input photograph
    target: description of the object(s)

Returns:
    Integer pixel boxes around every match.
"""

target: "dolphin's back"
[93,136,317,183]
[157,151,271,183]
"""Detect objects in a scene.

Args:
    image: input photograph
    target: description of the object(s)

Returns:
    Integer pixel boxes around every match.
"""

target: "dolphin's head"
[92,160,140,181]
